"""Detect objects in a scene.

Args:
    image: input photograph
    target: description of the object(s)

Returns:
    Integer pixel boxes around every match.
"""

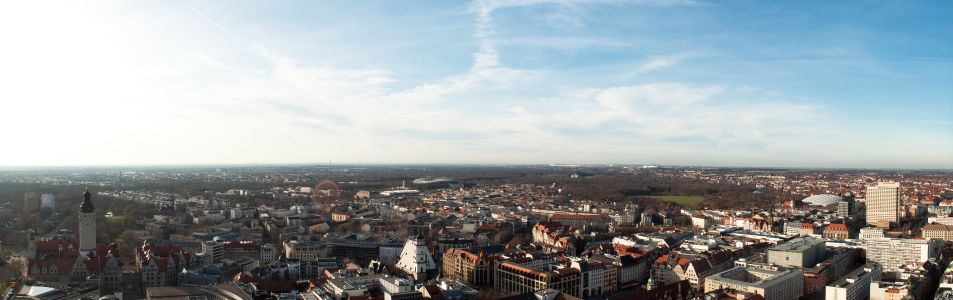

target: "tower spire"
[81,188,94,213]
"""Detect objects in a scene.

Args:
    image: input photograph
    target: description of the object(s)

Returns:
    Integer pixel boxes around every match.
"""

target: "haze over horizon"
[1,1,951,168]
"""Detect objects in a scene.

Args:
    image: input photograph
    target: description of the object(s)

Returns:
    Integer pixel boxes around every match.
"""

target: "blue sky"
[0,0,950,168]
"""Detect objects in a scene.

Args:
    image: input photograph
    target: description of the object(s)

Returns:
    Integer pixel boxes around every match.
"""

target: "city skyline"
[1,0,951,168]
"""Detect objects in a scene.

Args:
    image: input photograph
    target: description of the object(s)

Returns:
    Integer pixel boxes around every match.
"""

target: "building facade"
[78,189,97,256]
[396,237,436,281]
[704,266,804,300]
[824,263,882,300]
[442,248,496,287]
[823,224,850,240]
[861,238,941,272]
[26,190,123,292]
[766,237,825,268]
[866,182,900,226]
[922,224,953,241]
[495,261,581,298]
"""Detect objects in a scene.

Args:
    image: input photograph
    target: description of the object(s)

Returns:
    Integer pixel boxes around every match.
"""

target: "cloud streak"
[0,1,948,168]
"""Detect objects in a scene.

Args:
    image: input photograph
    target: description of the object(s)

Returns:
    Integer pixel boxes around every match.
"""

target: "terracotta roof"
[826,224,848,231]
[675,257,690,267]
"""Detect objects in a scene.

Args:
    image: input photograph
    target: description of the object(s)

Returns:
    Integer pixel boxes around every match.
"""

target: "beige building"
[282,240,323,261]
[860,227,885,239]
[866,182,900,226]
[442,248,495,287]
[923,224,953,241]
[495,261,581,297]
[704,266,804,300]
[823,224,851,240]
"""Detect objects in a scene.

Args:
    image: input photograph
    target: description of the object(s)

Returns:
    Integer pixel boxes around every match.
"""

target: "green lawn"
[655,195,704,206]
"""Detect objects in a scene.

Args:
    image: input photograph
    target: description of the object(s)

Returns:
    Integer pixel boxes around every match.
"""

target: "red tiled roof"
[826,224,848,231]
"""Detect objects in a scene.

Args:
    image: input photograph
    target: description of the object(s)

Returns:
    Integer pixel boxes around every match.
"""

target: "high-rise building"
[866,182,900,226]
[79,189,96,256]
[23,192,38,211]
[40,193,55,210]
[837,191,856,220]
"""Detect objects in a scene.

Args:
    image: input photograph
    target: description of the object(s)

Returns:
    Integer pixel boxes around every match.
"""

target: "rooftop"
[708,266,801,288]
[770,237,824,252]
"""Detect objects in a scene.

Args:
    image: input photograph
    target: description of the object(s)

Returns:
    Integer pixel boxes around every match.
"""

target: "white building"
[784,222,802,236]
[866,182,900,226]
[40,193,55,210]
[862,238,941,273]
[396,237,436,281]
[380,277,421,300]
[825,263,882,300]
[859,227,885,239]
[692,216,712,229]
[869,281,917,300]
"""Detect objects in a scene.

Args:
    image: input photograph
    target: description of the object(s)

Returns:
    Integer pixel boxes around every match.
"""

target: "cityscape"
[0,1,951,300]
[1,166,952,300]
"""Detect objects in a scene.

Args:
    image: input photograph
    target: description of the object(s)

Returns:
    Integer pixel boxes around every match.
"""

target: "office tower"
[866,182,900,226]
[40,193,55,210]
[837,191,856,219]
[23,192,38,211]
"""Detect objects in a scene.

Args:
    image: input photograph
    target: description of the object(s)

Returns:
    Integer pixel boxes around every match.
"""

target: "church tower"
[79,189,97,256]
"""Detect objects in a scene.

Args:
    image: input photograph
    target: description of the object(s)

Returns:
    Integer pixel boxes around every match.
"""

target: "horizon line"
[0,162,950,172]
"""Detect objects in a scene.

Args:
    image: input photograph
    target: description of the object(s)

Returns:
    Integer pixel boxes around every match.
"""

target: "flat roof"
[771,237,824,252]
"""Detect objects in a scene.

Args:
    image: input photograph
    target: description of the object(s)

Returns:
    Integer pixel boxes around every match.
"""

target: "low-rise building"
[380,277,423,300]
[767,237,825,268]
[859,227,885,240]
[283,240,323,261]
[923,224,953,241]
[824,263,882,300]
[703,266,804,300]
[823,224,850,240]
[495,260,581,297]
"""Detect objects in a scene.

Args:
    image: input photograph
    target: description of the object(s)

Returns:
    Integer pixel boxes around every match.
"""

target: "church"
[26,189,124,291]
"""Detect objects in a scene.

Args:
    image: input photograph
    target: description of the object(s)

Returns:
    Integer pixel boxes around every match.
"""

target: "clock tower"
[79,189,96,256]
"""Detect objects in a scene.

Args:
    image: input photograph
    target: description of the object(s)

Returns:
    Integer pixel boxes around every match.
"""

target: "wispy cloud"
[623,52,694,77]
[0,0,949,167]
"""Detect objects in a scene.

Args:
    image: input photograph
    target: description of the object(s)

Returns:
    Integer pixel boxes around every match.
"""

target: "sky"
[0,0,951,168]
